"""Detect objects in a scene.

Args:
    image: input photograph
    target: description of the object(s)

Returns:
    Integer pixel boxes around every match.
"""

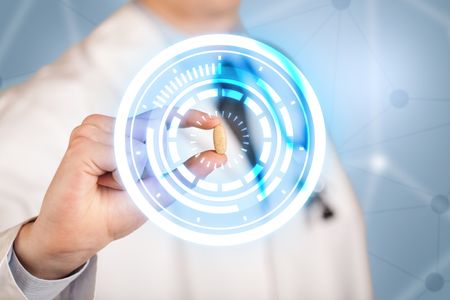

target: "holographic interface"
[114,34,326,245]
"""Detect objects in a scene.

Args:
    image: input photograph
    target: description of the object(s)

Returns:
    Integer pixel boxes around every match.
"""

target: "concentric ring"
[114,34,326,245]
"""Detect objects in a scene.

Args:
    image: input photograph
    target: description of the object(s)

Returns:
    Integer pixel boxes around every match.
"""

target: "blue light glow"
[114,34,326,245]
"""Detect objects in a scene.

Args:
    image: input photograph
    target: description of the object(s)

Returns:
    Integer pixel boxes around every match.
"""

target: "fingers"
[68,137,116,176]
[82,114,114,133]
[70,114,116,146]
[70,114,146,181]
[72,113,225,208]
[129,109,220,143]
[126,118,150,142]
[98,173,124,190]
[69,115,117,177]
[179,110,221,129]
[135,107,220,129]
[70,124,113,146]
[142,150,227,210]
[123,139,147,180]
[183,150,227,178]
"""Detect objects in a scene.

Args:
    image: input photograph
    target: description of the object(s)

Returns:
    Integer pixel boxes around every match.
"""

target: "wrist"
[13,221,93,280]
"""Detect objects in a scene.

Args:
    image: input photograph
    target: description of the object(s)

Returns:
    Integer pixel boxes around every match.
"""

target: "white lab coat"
[0,3,373,299]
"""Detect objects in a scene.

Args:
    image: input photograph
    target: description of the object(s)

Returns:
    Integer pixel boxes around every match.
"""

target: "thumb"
[140,150,227,210]
[183,150,227,178]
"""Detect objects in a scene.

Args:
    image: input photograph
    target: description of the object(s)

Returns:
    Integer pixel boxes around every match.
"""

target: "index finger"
[129,109,220,142]
[179,109,221,129]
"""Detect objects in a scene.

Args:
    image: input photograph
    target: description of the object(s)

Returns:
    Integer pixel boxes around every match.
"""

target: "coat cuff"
[0,221,97,300]
[8,247,90,300]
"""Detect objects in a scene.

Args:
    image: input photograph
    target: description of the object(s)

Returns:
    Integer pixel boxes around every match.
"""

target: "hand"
[13,111,226,280]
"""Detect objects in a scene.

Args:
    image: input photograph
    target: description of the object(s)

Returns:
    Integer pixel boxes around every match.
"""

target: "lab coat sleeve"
[0,223,97,300]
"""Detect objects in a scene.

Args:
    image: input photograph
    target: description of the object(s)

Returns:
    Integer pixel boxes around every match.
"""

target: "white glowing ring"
[114,34,326,246]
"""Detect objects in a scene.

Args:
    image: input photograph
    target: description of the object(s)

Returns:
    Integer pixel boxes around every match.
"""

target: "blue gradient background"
[1,0,449,299]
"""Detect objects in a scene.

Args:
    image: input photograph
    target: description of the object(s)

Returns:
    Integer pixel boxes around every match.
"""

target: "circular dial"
[115,34,326,245]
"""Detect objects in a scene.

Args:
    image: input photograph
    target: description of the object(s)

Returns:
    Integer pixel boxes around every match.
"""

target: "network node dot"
[431,194,449,214]
[332,0,351,10]
[390,89,409,108]
[425,272,444,292]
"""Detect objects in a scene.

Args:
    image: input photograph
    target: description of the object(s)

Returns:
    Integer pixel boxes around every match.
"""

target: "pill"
[213,124,227,154]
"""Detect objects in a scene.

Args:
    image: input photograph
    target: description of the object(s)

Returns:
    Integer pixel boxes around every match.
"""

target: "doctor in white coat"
[0,0,373,299]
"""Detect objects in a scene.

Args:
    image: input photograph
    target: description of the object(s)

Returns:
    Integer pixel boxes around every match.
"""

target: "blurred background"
[0,0,449,299]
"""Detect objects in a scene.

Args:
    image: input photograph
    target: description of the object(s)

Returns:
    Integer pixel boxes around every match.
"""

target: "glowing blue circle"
[114,34,326,245]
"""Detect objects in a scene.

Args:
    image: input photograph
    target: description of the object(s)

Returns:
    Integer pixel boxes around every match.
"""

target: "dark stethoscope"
[216,58,334,221]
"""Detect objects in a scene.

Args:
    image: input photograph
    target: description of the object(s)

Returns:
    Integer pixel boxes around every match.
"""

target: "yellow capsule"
[213,124,227,154]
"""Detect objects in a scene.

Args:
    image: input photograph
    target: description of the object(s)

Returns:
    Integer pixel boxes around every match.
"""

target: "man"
[0,0,372,299]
